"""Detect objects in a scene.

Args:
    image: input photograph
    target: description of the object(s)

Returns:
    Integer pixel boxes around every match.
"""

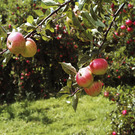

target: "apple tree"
[0,0,135,134]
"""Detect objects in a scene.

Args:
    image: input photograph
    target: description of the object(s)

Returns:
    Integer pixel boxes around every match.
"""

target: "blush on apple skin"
[89,58,108,75]
[7,32,26,55]
[84,81,102,97]
[76,66,93,88]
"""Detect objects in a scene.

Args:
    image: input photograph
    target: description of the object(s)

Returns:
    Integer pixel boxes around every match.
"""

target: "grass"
[0,94,116,135]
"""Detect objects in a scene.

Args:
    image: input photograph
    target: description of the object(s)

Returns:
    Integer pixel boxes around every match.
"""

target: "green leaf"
[2,49,12,67]
[59,86,71,94]
[41,0,60,8]
[78,0,87,10]
[81,11,105,28]
[20,23,36,32]
[58,94,69,100]
[85,29,93,41]
[72,94,79,112]
[66,10,84,31]
[90,4,98,21]
[78,54,91,68]
[81,11,96,28]
[34,10,44,16]
[0,26,7,38]
[45,20,54,33]
[59,62,77,75]
[41,35,52,41]
[27,16,34,24]
[67,78,72,88]
[96,19,105,28]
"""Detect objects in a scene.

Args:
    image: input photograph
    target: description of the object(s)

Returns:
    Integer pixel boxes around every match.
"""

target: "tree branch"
[0,0,73,55]
[0,49,8,55]
[24,0,73,39]
[98,3,126,53]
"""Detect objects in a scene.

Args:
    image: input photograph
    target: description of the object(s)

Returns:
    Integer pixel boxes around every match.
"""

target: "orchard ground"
[0,93,116,135]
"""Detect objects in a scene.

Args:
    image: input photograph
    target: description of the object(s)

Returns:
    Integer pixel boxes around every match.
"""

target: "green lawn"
[0,95,115,135]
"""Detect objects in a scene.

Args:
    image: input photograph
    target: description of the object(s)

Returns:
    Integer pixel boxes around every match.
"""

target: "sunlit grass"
[0,94,116,135]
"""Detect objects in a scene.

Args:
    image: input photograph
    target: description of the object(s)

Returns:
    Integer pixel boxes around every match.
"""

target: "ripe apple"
[21,38,37,57]
[89,58,108,75]
[127,27,133,32]
[128,3,133,8]
[120,32,125,37]
[126,19,132,26]
[84,81,102,97]
[113,32,119,39]
[120,25,126,30]
[112,131,117,135]
[9,24,12,29]
[7,32,26,55]
[111,3,114,9]
[104,91,109,97]
[76,66,93,88]
[122,110,127,115]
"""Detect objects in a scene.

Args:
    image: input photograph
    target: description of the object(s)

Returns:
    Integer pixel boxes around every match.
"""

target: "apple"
[123,9,127,13]
[76,66,93,88]
[126,19,132,26]
[7,32,26,55]
[89,58,108,75]
[33,3,36,7]
[128,3,133,8]
[122,110,127,115]
[127,27,133,32]
[120,32,125,37]
[111,3,114,9]
[9,24,12,29]
[104,91,109,97]
[113,32,119,39]
[120,25,126,30]
[84,81,102,97]
[112,131,117,135]
[21,38,37,57]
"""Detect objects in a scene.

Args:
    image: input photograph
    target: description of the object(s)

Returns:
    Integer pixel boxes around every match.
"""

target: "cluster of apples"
[76,58,108,97]
[7,32,37,57]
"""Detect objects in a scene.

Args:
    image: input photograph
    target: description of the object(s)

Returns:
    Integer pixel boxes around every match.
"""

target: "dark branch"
[24,0,73,39]
[98,3,126,53]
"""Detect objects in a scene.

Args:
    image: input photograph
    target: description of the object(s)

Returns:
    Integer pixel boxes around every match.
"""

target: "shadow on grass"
[1,100,53,124]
